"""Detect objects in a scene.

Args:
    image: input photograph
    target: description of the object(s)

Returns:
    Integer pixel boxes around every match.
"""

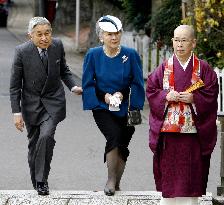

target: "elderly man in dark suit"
[10,17,82,195]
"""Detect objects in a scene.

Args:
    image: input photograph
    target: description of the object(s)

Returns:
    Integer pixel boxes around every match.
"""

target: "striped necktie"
[40,49,48,73]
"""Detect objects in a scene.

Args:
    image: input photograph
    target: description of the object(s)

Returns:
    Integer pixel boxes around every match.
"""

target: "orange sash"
[161,54,201,133]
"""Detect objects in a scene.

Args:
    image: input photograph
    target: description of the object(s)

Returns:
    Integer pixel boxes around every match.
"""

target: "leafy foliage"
[147,0,182,47]
[183,0,224,68]
[106,0,124,9]
[121,0,151,31]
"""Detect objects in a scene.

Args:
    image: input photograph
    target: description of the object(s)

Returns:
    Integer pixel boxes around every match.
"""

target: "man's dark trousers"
[26,114,57,189]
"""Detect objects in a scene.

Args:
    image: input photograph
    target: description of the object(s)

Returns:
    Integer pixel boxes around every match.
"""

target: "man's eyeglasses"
[172,38,192,44]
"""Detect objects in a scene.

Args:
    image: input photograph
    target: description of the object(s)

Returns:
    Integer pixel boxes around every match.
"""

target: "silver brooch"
[122,55,128,63]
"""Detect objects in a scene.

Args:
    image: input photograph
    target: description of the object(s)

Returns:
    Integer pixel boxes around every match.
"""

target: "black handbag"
[127,88,142,126]
[127,110,142,126]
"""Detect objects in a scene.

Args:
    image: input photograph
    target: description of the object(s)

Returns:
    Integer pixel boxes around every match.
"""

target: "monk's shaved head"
[174,25,195,39]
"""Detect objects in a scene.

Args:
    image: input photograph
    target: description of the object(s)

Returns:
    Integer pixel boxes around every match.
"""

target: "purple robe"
[146,55,218,198]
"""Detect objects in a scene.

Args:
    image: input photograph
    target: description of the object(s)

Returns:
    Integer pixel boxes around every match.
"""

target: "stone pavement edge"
[0,191,212,205]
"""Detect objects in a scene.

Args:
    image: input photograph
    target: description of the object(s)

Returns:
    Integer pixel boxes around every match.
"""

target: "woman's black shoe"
[104,186,115,196]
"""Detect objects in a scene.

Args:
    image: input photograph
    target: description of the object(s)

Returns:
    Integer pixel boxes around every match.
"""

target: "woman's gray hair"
[95,20,104,38]
[28,17,51,34]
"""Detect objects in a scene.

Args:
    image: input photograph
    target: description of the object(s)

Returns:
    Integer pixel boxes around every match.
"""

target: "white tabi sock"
[160,197,198,205]
[176,197,198,205]
[160,197,176,205]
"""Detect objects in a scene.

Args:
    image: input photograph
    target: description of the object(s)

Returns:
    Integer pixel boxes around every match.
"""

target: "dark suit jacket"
[10,38,76,125]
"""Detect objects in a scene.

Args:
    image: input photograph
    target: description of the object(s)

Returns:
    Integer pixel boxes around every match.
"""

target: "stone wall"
[55,0,92,28]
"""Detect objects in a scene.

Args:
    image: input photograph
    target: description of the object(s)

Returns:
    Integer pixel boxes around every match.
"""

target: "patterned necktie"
[40,49,48,73]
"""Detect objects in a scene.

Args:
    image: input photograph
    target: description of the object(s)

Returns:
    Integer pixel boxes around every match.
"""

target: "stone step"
[0,191,212,205]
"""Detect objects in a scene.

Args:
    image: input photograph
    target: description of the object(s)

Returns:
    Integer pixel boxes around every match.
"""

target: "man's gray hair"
[28,17,51,34]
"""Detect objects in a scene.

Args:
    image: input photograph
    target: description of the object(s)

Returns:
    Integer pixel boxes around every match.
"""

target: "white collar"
[37,47,47,54]
[175,52,192,71]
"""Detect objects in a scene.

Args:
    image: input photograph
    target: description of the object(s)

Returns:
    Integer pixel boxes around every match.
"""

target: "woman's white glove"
[109,94,121,107]
[105,92,122,111]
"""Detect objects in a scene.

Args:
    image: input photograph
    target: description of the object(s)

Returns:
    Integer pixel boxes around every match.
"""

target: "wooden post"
[217,116,224,196]
[75,0,80,50]
[34,0,39,16]
[38,0,46,17]
[181,0,187,19]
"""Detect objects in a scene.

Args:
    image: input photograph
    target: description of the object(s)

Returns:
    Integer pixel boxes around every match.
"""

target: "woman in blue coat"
[82,15,145,196]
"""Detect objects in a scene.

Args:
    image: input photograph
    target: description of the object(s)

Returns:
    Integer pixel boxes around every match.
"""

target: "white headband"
[98,15,122,32]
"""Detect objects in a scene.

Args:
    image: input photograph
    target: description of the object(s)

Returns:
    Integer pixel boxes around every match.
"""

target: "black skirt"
[92,109,135,162]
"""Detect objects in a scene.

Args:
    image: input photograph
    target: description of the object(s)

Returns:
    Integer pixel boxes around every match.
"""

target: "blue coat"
[82,46,145,117]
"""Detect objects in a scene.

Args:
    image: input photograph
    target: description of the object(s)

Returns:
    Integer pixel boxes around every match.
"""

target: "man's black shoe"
[36,182,49,196]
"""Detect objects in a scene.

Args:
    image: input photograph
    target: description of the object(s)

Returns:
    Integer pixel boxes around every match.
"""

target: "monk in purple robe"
[146,25,219,205]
